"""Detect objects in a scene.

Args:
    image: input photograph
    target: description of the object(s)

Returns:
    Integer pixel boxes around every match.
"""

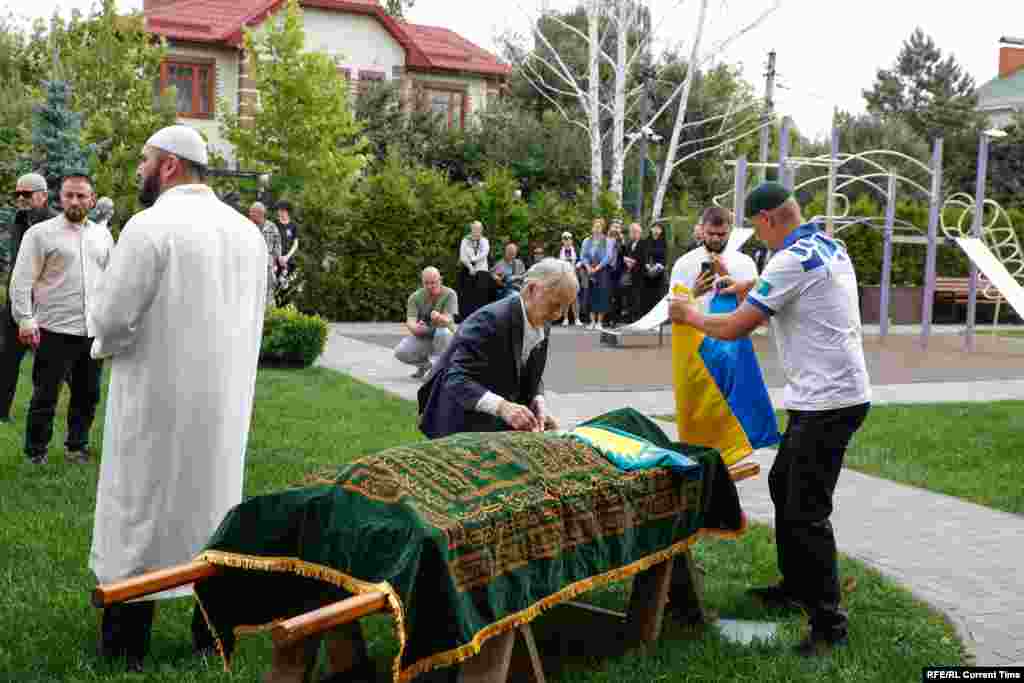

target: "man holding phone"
[670,206,758,309]
[395,266,459,380]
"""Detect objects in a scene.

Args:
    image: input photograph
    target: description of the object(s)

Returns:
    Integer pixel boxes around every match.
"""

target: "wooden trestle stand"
[92,462,759,683]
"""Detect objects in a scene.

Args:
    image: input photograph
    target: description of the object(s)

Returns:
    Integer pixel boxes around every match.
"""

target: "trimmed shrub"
[260,304,329,367]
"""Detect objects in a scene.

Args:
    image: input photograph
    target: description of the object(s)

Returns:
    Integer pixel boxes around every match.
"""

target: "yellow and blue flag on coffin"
[671,283,779,465]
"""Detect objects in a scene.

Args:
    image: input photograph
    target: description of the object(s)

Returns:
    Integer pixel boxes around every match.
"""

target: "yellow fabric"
[571,425,647,457]
[670,284,753,465]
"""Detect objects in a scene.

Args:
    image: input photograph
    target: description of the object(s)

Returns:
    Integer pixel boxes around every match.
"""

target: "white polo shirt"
[746,224,871,412]
[670,245,759,313]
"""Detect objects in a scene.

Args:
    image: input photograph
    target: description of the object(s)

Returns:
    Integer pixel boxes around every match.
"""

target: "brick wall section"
[237,49,257,129]
[999,47,1024,79]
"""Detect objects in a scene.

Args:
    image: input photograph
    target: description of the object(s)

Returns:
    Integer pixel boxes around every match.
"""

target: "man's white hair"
[422,266,441,280]
[95,196,114,220]
[524,257,578,292]
[250,201,266,212]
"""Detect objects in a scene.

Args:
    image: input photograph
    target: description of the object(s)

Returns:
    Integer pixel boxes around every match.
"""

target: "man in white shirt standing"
[88,125,267,671]
[669,206,758,312]
[10,174,112,465]
[668,182,870,657]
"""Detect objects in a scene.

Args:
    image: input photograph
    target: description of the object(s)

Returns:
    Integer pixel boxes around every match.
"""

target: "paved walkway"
[317,323,1024,666]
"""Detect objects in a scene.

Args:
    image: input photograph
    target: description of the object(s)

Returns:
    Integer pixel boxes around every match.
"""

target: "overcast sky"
[4,0,1023,140]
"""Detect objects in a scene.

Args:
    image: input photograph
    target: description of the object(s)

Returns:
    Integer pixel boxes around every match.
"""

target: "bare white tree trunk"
[587,0,603,205]
[608,0,630,201]
[648,0,781,221]
[649,0,709,223]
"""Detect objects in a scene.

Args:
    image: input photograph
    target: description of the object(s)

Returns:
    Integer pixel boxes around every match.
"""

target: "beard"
[704,240,726,254]
[138,169,162,208]
[64,206,87,224]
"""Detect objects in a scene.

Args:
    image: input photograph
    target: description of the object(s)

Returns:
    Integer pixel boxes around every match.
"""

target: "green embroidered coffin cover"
[194,408,745,681]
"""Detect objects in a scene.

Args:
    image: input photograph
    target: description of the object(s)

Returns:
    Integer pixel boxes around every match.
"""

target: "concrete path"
[317,324,1024,666]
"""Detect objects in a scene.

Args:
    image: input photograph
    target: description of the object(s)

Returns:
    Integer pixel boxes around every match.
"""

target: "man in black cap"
[0,173,56,423]
[668,181,871,656]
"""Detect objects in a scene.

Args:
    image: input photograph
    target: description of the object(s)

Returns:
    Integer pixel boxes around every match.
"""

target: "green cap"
[745,181,791,216]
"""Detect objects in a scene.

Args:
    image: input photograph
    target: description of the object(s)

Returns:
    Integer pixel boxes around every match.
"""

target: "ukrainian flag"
[671,283,779,465]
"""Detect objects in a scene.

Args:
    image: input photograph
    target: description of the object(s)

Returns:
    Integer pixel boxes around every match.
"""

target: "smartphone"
[700,261,714,276]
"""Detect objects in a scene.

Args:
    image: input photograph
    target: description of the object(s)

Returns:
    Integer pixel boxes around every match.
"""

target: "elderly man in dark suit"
[418,258,579,439]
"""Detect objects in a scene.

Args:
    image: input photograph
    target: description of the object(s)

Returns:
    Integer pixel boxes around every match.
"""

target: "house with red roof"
[142,0,511,160]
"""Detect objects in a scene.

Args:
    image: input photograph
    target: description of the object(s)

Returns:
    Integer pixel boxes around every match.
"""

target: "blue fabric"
[697,292,780,451]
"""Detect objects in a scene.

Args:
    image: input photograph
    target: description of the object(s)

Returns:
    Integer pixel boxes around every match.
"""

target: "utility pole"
[758,50,776,183]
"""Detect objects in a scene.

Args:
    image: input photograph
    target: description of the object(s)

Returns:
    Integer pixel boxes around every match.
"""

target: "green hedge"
[291,156,609,322]
[260,305,329,367]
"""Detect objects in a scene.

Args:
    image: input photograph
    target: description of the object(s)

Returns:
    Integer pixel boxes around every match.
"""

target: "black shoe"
[747,584,805,611]
[0,416,11,423]
[28,453,48,465]
[794,632,848,657]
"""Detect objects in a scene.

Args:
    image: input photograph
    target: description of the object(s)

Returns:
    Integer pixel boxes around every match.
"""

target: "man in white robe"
[88,125,268,670]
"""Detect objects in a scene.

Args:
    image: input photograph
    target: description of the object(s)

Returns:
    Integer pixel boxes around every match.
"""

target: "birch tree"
[509,0,779,214]
[646,0,781,220]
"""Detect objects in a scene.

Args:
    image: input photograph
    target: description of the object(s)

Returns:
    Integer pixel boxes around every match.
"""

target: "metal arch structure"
[941,192,1024,334]
[715,119,946,344]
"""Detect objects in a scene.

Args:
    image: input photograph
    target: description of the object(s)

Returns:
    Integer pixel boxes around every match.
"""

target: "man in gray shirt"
[395,266,458,379]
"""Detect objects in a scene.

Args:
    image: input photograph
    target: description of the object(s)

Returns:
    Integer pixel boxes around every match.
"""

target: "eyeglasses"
[12,191,34,199]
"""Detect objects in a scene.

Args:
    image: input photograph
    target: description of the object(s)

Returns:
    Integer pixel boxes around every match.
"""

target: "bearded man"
[669,206,758,312]
[10,174,111,465]
[88,125,267,670]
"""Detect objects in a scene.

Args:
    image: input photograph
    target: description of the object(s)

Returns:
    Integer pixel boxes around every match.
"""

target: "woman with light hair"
[457,220,491,321]
[579,218,614,330]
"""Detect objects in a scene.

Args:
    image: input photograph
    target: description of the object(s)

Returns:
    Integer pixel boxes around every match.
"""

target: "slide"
[955,237,1024,318]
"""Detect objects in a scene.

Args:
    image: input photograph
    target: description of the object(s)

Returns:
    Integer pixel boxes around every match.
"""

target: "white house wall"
[301,8,405,78]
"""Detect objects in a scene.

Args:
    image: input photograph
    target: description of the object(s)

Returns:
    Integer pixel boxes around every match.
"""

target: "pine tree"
[31,77,94,202]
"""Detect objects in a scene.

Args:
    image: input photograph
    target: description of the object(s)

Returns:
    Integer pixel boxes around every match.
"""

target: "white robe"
[88,184,268,598]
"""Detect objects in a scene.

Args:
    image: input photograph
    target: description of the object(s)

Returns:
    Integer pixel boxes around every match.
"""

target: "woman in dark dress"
[637,223,668,318]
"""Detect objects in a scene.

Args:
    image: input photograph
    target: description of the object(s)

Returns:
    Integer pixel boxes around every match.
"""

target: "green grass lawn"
[0,360,964,682]
[657,402,1024,515]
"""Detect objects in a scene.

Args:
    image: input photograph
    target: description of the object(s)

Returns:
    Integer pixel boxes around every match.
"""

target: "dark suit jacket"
[417,295,548,439]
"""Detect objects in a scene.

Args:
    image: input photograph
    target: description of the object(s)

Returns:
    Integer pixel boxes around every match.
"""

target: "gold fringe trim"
[193,519,749,683]
[396,523,745,682]
[195,550,409,683]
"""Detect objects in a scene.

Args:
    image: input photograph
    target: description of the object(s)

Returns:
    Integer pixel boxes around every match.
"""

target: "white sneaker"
[595,323,604,332]
[575,320,584,327]
[562,320,569,327]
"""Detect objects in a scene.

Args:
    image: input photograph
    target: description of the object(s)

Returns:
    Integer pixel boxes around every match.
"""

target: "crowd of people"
[455,216,669,331]
[421,181,871,658]
[3,117,870,668]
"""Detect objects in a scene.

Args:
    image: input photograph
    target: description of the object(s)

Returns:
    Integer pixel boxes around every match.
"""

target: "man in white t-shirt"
[669,206,759,313]
[668,182,870,657]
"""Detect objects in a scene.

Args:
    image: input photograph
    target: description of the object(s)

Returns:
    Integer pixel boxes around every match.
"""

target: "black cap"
[745,182,791,216]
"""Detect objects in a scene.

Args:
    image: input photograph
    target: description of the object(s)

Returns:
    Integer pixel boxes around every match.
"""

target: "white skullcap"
[145,125,209,166]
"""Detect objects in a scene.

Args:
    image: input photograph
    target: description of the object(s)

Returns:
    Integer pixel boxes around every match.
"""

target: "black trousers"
[25,329,102,458]
[100,601,218,664]
[0,307,28,419]
[769,402,870,638]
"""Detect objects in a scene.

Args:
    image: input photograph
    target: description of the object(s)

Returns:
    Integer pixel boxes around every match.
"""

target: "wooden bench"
[93,461,760,683]
[933,277,1006,322]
